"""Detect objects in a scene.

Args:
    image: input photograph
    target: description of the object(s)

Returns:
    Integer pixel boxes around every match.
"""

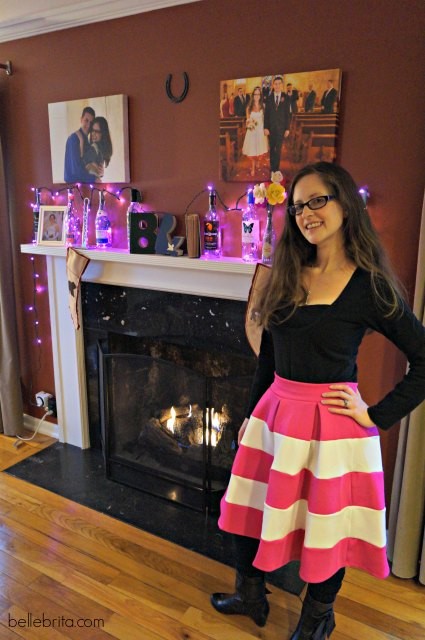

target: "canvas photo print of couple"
[48,94,130,185]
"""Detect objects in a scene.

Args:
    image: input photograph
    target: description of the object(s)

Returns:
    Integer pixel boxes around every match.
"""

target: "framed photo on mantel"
[48,94,130,185]
[37,205,67,245]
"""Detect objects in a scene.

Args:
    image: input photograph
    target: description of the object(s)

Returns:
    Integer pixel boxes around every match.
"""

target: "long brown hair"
[91,116,113,167]
[259,162,405,327]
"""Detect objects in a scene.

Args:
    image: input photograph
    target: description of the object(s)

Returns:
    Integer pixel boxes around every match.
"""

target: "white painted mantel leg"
[46,255,90,448]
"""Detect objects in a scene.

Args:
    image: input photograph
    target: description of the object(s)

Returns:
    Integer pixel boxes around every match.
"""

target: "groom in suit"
[264,75,292,174]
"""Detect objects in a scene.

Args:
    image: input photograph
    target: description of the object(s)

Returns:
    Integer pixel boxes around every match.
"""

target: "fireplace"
[20,245,256,449]
[82,283,256,511]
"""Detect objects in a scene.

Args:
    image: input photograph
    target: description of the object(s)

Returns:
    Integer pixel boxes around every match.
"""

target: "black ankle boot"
[290,592,335,639]
[210,571,270,627]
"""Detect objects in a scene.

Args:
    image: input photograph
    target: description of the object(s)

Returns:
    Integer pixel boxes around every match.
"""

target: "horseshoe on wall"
[165,72,190,103]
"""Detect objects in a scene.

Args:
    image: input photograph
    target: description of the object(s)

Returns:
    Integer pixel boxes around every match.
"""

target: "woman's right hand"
[238,417,250,445]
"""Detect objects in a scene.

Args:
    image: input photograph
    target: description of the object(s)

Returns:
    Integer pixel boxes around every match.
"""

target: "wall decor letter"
[129,212,158,254]
[155,213,185,256]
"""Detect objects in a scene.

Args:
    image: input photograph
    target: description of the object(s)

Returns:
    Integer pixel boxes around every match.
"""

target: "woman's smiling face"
[91,124,102,143]
[293,173,345,248]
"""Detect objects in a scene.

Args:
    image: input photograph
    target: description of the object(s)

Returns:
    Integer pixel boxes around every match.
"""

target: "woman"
[241,86,268,176]
[211,162,425,639]
[220,89,230,118]
[84,116,113,181]
[43,213,61,240]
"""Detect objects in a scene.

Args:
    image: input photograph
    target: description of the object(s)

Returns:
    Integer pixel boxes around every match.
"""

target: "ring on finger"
[343,398,349,408]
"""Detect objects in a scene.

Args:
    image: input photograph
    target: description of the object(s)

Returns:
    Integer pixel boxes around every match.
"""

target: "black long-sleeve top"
[247,268,425,430]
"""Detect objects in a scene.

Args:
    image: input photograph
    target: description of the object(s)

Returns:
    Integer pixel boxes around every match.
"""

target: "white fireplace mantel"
[21,244,256,448]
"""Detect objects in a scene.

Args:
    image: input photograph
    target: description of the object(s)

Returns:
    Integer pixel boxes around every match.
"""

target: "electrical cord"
[184,188,248,215]
[13,409,53,448]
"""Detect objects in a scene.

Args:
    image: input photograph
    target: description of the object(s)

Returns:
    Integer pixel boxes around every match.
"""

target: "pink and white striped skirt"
[218,375,389,583]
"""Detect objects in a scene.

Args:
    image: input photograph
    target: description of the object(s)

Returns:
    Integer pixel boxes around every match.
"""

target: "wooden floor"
[0,434,423,639]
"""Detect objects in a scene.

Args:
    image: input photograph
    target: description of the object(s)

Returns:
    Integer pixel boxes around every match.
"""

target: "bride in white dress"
[242,86,269,176]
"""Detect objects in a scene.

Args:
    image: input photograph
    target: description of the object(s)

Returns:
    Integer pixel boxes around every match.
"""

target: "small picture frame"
[37,205,67,245]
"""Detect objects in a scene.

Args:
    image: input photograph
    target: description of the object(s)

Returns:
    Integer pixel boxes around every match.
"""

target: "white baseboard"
[23,413,60,441]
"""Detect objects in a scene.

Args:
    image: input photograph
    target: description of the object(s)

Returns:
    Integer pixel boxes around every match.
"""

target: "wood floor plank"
[339,580,425,625]
[0,572,113,639]
[0,550,42,587]
[29,574,113,625]
[0,605,69,639]
[343,567,425,609]
[0,515,120,584]
[0,433,56,472]
[335,595,425,640]
[101,613,167,640]
[0,619,28,639]
[57,571,214,640]
[0,527,118,589]
[181,606,261,639]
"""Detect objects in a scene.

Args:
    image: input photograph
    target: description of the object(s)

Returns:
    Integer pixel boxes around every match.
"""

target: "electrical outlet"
[35,391,52,408]
[48,396,57,417]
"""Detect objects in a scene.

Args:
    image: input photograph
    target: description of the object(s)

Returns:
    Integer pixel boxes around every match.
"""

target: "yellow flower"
[266,182,286,205]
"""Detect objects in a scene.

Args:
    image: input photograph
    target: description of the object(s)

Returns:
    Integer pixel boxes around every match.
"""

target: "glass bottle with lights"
[203,189,221,258]
[95,190,112,248]
[81,197,90,248]
[261,204,275,265]
[65,189,81,246]
[241,190,260,262]
[32,188,41,244]
[126,188,142,251]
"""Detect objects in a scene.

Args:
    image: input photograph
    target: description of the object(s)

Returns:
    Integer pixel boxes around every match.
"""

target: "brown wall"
[0,0,424,505]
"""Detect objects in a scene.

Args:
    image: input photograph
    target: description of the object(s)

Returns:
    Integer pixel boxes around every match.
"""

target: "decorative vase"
[261,204,275,265]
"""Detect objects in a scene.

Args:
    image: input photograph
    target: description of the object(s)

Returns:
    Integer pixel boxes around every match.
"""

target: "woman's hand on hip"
[321,384,376,428]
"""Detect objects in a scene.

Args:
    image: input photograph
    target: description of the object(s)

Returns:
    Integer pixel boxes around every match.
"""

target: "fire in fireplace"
[98,337,254,512]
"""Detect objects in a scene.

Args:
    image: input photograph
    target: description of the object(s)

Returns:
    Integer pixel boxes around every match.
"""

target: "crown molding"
[0,0,200,43]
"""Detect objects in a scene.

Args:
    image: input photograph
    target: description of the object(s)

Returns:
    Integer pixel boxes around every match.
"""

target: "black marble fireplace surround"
[83,283,256,512]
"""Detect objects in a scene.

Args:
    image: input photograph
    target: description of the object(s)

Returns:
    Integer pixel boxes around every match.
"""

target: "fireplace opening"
[82,284,257,513]
[99,333,255,512]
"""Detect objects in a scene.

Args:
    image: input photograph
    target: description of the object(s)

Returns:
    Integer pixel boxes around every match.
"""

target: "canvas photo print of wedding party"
[48,94,130,185]
[219,68,342,184]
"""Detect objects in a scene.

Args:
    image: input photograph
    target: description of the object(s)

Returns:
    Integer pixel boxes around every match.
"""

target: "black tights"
[233,534,345,604]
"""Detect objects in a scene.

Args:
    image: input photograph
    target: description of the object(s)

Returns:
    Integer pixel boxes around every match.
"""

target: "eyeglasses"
[288,194,336,216]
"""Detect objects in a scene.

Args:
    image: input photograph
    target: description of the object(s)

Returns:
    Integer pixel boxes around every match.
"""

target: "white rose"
[271,171,283,184]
